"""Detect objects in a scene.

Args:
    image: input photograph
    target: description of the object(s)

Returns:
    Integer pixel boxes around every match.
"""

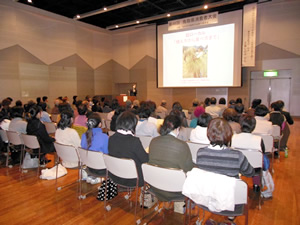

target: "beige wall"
[0,0,299,115]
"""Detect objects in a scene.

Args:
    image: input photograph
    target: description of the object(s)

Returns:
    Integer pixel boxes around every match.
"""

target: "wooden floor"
[0,119,299,225]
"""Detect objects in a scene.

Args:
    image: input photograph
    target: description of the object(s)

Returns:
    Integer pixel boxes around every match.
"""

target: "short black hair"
[255,104,269,117]
[197,113,212,127]
[234,103,244,114]
[116,111,138,134]
[251,99,261,109]
[239,114,256,133]
[159,115,181,136]
[210,97,217,105]
[77,104,87,115]
[236,98,243,104]
[219,98,226,105]
[172,102,183,111]
[11,106,24,118]
[271,102,281,111]
[15,100,23,107]
[42,96,48,102]
[138,106,151,119]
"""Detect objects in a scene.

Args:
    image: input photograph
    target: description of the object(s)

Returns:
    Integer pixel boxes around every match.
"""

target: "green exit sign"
[264,70,278,77]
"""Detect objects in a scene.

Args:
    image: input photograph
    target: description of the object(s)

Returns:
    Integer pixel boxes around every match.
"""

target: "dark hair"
[234,103,244,114]
[77,104,88,115]
[169,109,185,126]
[15,100,23,107]
[85,113,102,149]
[239,114,256,133]
[210,97,217,105]
[2,98,11,107]
[271,102,281,111]
[42,96,48,102]
[207,118,233,147]
[110,106,126,131]
[40,102,47,111]
[36,97,41,104]
[197,113,212,127]
[222,108,238,122]
[111,99,119,110]
[229,99,236,105]
[159,115,181,136]
[147,101,156,113]
[116,111,138,134]
[251,99,261,109]
[72,96,78,105]
[11,106,24,118]
[138,106,152,119]
[57,111,73,130]
[219,98,226,105]
[26,104,41,121]
[236,98,243,104]
[255,104,269,117]
[204,98,210,107]
[276,100,284,110]
[172,102,183,111]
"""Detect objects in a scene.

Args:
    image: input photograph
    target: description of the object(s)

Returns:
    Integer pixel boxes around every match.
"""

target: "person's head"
[2,98,11,108]
[192,98,199,107]
[255,104,269,117]
[172,102,183,111]
[207,118,233,147]
[251,99,261,109]
[111,99,119,110]
[228,99,236,107]
[271,101,281,111]
[62,96,68,103]
[85,95,92,102]
[26,104,42,121]
[222,108,238,122]
[15,100,23,107]
[138,106,152,119]
[72,95,78,105]
[276,100,285,110]
[239,114,256,133]
[194,106,205,118]
[210,97,217,105]
[161,100,167,107]
[133,100,140,108]
[133,84,137,89]
[77,104,88,115]
[197,113,212,127]
[36,97,41,104]
[236,98,243,104]
[234,103,244,114]
[219,98,226,105]
[169,109,185,126]
[147,101,157,113]
[42,96,48,102]
[57,110,73,130]
[204,97,210,107]
[85,113,102,149]
[159,115,182,136]
[11,106,24,118]
[116,111,138,134]
[125,100,132,109]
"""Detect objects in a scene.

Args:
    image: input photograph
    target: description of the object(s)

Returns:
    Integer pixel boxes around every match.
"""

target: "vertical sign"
[242,3,257,67]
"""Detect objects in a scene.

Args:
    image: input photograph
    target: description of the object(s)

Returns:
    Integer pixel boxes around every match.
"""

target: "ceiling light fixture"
[204,5,208,9]
[76,15,80,19]
[167,13,171,17]
[136,21,140,24]
[74,0,146,20]
[106,0,245,30]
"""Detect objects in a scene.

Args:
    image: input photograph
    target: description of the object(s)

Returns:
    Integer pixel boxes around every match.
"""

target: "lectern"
[116,95,136,106]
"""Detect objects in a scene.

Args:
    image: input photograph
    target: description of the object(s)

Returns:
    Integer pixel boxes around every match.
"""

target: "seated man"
[205,97,222,118]
[252,104,273,135]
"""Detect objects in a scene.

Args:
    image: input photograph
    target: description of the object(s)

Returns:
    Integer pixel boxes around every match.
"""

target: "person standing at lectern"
[129,84,137,96]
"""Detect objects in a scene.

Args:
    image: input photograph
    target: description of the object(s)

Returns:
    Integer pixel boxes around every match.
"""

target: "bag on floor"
[97,178,118,201]
[261,170,274,198]
[40,164,68,180]
[21,152,39,169]
[139,188,157,209]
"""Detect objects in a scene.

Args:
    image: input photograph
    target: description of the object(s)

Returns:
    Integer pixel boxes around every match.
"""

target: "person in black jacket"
[26,104,55,163]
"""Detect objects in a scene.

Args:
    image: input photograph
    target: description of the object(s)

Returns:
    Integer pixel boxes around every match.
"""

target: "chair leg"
[6,144,10,167]
[37,148,41,177]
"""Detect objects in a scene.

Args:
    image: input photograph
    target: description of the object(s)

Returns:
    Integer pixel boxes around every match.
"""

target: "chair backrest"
[187,142,209,163]
[6,131,23,145]
[44,122,57,134]
[234,180,248,205]
[78,147,106,170]
[103,154,138,179]
[54,142,80,163]
[137,136,153,150]
[233,148,263,169]
[0,129,9,143]
[142,163,186,192]
[21,134,40,149]
[272,125,281,139]
[257,134,273,154]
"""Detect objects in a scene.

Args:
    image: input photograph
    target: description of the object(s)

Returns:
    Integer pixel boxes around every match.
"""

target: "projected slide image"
[183,45,208,78]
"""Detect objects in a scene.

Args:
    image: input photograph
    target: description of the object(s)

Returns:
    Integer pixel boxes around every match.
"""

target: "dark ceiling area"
[16,0,261,30]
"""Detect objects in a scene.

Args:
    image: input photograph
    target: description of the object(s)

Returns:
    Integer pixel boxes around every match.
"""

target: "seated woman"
[81,113,108,176]
[189,106,205,128]
[196,118,254,178]
[108,111,149,187]
[169,109,191,142]
[55,110,81,168]
[135,105,159,137]
[73,103,88,128]
[26,105,55,164]
[148,115,194,202]
[222,108,241,134]
[190,113,212,144]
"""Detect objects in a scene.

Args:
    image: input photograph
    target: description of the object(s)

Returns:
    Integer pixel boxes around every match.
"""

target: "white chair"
[54,142,80,192]
[137,136,153,151]
[21,134,41,176]
[233,148,263,210]
[141,163,188,224]
[187,141,209,164]
[257,134,274,173]
[78,147,106,199]
[6,131,24,168]
[44,122,57,134]
[103,154,140,223]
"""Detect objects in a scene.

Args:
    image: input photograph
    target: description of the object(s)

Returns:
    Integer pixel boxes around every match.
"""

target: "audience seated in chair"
[190,113,212,144]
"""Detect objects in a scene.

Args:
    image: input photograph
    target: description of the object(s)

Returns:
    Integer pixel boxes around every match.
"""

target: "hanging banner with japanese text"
[168,12,218,31]
[242,3,257,67]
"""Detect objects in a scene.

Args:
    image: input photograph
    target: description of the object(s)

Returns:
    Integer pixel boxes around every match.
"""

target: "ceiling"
[16,0,261,30]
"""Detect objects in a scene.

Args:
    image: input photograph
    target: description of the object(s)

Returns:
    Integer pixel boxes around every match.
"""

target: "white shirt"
[253,116,273,135]
[232,133,262,151]
[136,120,159,137]
[205,105,222,118]
[190,126,210,144]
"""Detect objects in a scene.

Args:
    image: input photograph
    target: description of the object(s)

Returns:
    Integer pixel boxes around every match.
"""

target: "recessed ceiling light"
[136,21,140,24]
[115,25,119,28]
[76,15,80,19]
[104,7,107,11]
[27,0,33,3]
[167,13,171,17]
[204,5,208,9]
